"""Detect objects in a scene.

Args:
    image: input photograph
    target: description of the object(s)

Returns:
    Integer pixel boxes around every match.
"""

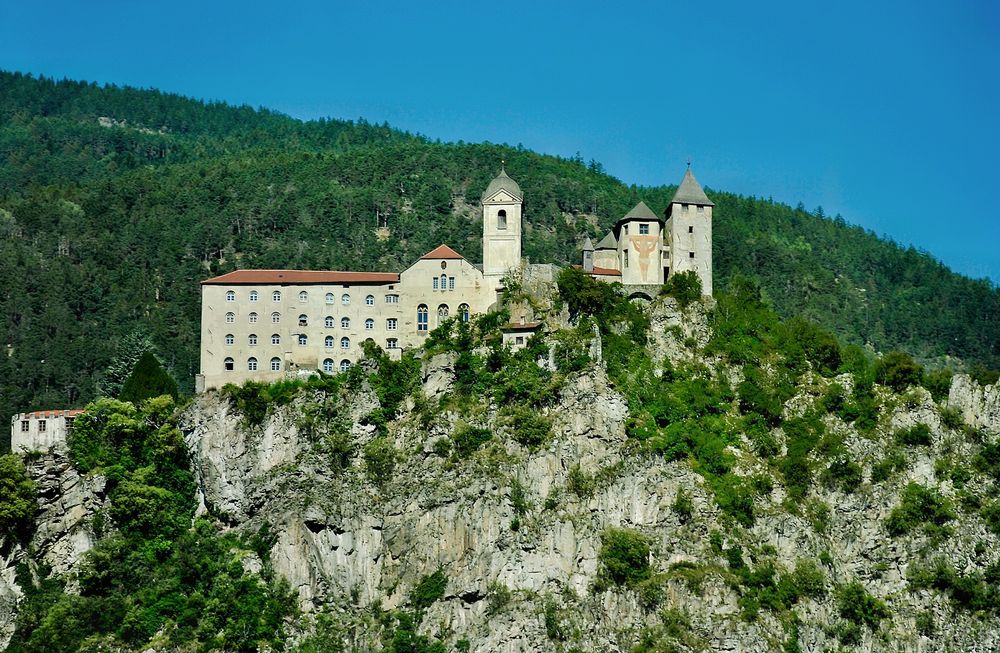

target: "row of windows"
[226,290,399,305]
[432,275,456,290]
[224,333,364,347]
[680,204,706,213]
[225,305,470,329]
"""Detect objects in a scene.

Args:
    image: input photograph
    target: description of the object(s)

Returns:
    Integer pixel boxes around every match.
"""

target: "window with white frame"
[248,357,258,371]
[325,292,335,304]
[271,312,281,323]
[639,223,649,235]
[226,290,236,302]
[249,312,258,323]
[299,291,308,302]
[366,318,375,330]
[325,335,334,347]
[341,293,350,305]
[271,334,281,345]
[340,337,350,349]
[387,338,398,349]
[249,290,258,301]
[366,294,375,306]
[387,318,397,330]
[272,291,282,301]
[20,420,28,432]
[38,420,46,432]
[325,316,334,328]
[449,276,455,290]
[433,277,439,290]
[270,357,281,371]
[459,303,470,322]
[340,359,351,372]
[385,294,399,304]
[224,357,234,371]
[225,312,235,323]
[298,334,307,346]
[417,305,428,332]
[341,317,350,329]
[248,334,257,346]
[438,304,449,318]
[225,334,234,345]
[323,358,334,373]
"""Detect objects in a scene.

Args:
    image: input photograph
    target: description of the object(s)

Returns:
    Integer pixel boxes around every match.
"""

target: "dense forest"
[0,70,997,442]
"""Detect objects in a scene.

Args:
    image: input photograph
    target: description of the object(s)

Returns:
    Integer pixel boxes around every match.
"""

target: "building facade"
[10,409,84,453]
[197,167,713,390]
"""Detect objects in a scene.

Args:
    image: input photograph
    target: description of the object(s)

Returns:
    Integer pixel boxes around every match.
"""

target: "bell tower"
[481,165,523,279]
[665,166,714,296]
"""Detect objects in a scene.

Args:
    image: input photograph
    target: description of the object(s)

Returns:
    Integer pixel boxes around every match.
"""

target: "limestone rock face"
[648,296,712,368]
[949,374,1000,434]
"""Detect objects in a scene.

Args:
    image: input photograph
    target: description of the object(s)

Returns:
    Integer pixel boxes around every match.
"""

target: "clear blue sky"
[2,0,998,282]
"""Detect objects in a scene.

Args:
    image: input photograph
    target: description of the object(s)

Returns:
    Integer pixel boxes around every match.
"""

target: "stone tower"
[616,201,664,285]
[481,167,523,279]
[665,167,714,296]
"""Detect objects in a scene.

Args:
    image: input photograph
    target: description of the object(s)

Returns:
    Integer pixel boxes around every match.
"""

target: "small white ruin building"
[10,409,84,453]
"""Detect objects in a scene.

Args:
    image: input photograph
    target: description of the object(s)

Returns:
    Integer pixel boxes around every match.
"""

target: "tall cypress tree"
[119,352,179,404]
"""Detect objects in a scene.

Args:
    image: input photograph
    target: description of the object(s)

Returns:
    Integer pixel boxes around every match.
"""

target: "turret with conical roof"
[665,166,713,296]
[582,236,594,272]
[482,165,523,279]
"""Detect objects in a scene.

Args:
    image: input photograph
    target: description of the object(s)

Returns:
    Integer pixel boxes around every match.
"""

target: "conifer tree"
[119,351,179,404]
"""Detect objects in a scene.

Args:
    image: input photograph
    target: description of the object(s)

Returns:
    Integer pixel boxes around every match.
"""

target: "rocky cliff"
[4,296,1000,652]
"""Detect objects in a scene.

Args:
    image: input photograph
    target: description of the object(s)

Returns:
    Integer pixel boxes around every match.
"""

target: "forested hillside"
[1,71,997,439]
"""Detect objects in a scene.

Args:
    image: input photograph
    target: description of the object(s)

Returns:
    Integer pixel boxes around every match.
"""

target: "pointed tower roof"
[482,166,523,201]
[670,168,714,206]
[582,236,594,251]
[621,201,659,220]
[595,231,618,249]
[420,244,465,260]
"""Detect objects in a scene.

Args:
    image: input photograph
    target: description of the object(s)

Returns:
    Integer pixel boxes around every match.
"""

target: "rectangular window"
[688,225,694,234]
[682,204,690,212]
[689,251,695,258]
[385,294,399,304]
[624,250,629,268]
[448,277,455,290]
[21,420,29,432]
[697,205,705,213]
[387,318,397,330]
[515,336,524,345]
[387,338,398,349]
[38,420,46,432]
[432,277,439,290]
[639,223,649,235]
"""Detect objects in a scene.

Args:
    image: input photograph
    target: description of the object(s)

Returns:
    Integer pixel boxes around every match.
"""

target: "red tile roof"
[503,321,542,331]
[21,409,85,419]
[420,244,465,260]
[590,266,622,277]
[202,270,400,285]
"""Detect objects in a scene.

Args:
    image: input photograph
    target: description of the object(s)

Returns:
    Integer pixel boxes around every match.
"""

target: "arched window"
[298,291,308,302]
[271,312,281,323]
[365,318,375,330]
[270,357,281,371]
[325,335,334,348]
[248,357,258,371]
[497,209,507,230]
[459,303,470,322]
[325,316,335,328]
[325,292,335,304]
[340,337,350,349]
[248,334,257,346]
[440,273,447,289]
[224,357,234,371]
[341,317,350,329]
[225,312,235,323]
[298,314,308,326]
[298,334,307,346]
[366,294,375,306]
[226,290,236,302]
[341,293,351,305]
[225,334,235,345]
[249,290,258,302]
[340,359,351,372]
[438,304,449,318]
[249,312,258,323]
[322,358,334,373]
[271,334,281,345]
[272,291,282,302]
[417,305,428,332]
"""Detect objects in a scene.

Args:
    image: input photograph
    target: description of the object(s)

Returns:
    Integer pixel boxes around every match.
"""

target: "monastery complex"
[194,167,715,391]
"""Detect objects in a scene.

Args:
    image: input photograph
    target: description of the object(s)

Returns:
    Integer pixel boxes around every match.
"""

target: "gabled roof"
[595,231,618,249]
[670,168,714,206]
[420,244,465,260]
[482,168,523,201]
[202,270,400,285]
[621,201,659,220]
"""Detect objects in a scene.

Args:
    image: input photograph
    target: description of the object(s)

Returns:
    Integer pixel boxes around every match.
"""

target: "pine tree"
[119,352,179,404]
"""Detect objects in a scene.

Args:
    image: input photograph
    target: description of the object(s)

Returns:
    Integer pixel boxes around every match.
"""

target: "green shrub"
[836,581,889,629]
[661,270,702,307]
[980,501,1000,536]
[672,489,693,524]
[886,483,955,537]
[821,456,862,493]
[599,527,651,586]
[500,405,551,449]
[871,449,907,483]
[485,582,511,617]
[779,316,842,376]
[411,568,447,612]
[451,423,492,458]
[895,423,932,446]
[567,464,595,499]
[363,437,398,487]
[509,478,530,516]
[0,454,37,540]
[922,368,953,402]
[939,406,964,430]
[876,351,923,392]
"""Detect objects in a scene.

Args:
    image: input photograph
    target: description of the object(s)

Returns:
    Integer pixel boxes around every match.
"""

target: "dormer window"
[639,224,649,235]
[497,209,507,230]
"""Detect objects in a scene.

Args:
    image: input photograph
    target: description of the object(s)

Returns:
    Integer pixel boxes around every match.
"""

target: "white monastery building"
[196,167,713,391]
